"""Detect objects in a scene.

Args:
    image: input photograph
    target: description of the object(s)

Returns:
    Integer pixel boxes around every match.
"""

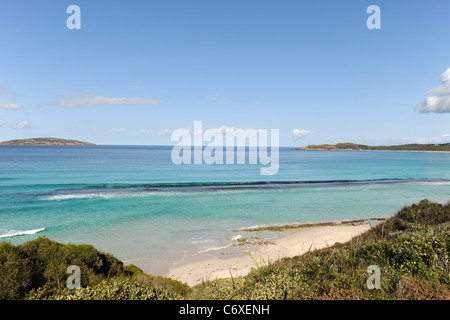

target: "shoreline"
[236,217,385,232]
[160,220,379,287]
[294,149,450,153]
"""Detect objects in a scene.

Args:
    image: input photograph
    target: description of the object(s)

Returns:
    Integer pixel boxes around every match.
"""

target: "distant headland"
[0,137,97,146]
[294,142,450,152]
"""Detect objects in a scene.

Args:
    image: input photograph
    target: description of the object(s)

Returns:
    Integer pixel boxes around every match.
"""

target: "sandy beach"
[166,222,374,287]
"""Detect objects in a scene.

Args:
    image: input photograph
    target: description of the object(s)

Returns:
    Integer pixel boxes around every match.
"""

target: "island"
[0,137,97,146]
[294,142,450,152]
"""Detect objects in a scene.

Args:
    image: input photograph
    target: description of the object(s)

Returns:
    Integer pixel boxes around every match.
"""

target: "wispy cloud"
[398,134,450,144]
[193,125,236,136]
[53,93,158,108]
[176,125,280,138]
[416,67,450,113]
[206,94,230,102]
[157,129,172,136]
[0,120,30,129]
[292,129,312,140]
[0,85,22,109]
[0,85,15,96]
[360,134,450,145]
[0,100,23,110]
[186,124,280,147]
[109,127,128,133]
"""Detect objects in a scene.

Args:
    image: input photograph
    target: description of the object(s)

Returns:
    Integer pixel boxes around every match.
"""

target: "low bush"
[0,237,188,300]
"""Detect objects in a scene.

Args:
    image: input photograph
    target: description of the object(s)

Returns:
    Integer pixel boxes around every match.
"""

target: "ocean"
[0,145,449,275]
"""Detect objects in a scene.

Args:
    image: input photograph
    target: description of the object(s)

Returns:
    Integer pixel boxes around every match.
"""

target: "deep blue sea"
[0,145,449,275]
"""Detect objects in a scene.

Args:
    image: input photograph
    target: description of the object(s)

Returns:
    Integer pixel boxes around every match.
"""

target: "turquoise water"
[0,146,449,275]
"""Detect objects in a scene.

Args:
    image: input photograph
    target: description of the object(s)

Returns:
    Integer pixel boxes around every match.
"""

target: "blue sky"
[0,0,449,146]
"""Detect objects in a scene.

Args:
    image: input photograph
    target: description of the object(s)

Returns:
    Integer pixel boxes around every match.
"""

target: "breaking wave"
[0,227,46,239]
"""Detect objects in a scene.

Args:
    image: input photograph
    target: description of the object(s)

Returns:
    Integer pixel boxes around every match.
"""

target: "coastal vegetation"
[0,199,449,300]
[0,137,96,146]
[194,199,449,300]
[0,237,190,300]
[295,142,450,152]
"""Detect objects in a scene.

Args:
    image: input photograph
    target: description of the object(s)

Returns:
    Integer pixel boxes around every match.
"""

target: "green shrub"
[0,242,33,299]
[0,237,188,300]
[125,264,192,297]
[27,279,181,300]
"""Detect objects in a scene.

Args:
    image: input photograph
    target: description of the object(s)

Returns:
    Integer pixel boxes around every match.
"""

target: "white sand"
[167,223,371,287]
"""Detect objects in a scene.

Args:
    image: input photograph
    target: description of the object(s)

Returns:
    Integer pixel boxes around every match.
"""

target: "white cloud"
[193,125,273,137]
[396,134,450,144]
[206,94,230,102]
[292,129,312,140]
[440,68,450,82]
[157,129,172,136]
[168,124,280,145]
[355,135,450,145]
[140,129,153,134]
[16,121,30,129]
[190,125,279,147]
[398,137,428,144]
[434,134,450,142]
[54,94,158,108]
[109,127,128,133]
[197,125,236,136]
[0,84,16,96]
[0,120,30,129]
[0,100,23,110]
[417,67,450,113]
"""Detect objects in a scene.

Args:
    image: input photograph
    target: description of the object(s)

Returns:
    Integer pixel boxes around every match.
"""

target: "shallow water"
[1,145,449,275]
